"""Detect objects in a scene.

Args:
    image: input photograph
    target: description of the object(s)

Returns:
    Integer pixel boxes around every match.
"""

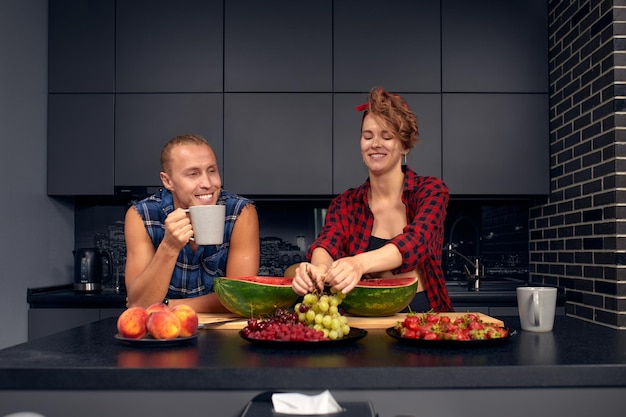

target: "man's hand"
[163,208,193,251]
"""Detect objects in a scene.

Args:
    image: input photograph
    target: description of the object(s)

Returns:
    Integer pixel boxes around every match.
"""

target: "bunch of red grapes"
[241,308,326,342]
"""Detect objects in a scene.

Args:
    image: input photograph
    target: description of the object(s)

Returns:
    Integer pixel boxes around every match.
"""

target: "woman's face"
[159,143,222,209]
[360,113,406,175]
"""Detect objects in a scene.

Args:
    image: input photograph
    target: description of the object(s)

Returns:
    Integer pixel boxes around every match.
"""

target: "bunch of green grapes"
[294,289,350,340]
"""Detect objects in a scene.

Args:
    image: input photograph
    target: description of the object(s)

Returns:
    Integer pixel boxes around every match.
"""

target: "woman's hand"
[324,256,365,294]
[292,263,328,295]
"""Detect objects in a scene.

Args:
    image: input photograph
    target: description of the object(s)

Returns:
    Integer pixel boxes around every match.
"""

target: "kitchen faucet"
[445,216,483,289]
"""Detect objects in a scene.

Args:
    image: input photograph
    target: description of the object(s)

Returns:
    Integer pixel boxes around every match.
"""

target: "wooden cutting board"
[198,312,504,330]
[345,312,504,329]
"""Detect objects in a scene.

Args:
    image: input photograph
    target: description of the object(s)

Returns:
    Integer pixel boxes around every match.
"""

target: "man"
[124,135,260,312]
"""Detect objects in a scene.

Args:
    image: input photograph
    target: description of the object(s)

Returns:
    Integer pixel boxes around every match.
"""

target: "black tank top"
[366,236,389,252]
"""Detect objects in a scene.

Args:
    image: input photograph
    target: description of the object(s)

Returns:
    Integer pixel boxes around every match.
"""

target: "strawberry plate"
[386,326,517,347]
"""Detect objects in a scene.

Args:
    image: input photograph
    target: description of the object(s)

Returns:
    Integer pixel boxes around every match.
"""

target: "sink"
[446,278,526,293]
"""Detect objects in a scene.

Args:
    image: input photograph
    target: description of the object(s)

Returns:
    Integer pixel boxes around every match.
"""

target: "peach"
[171,304,199,337]
[146,310,181,339]
[146,302,170,315]
[117,307,149,339]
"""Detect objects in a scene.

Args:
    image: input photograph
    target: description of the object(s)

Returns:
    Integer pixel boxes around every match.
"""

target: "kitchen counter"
[27,284,127,308]
[0,315,623,417]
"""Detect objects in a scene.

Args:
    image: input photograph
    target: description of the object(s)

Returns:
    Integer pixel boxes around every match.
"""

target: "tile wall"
[530,0,626,328]
[74,197,531,289]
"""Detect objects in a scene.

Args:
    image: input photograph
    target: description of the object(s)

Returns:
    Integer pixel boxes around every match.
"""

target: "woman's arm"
[225,203,260,277]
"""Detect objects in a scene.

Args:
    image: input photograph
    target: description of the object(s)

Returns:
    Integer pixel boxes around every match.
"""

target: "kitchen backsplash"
[74,197,530,288]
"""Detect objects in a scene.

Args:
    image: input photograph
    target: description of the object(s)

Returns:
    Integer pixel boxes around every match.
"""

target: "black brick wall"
[530,0,626,328]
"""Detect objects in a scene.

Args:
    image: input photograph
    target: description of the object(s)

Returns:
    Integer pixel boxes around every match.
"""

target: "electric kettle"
[73,248,112,293]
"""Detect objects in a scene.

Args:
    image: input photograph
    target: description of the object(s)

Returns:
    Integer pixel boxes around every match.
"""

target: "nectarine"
[146,310,181,339]
[117,307,149,339]
[146,302,170,315]
[171,304,199,337]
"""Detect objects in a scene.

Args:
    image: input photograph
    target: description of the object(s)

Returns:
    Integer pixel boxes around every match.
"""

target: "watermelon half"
[213,276,299,317]
[341,277,419,317]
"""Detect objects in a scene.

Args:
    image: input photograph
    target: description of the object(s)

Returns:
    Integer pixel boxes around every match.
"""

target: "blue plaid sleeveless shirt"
[132,188,253,298]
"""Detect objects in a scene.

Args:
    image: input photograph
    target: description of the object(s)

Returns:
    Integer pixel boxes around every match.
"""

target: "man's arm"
[124,203,260,313]
[124,206,185,308]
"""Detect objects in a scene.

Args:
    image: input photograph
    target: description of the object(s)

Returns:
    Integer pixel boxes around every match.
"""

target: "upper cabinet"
[224,93,332,195]
[48,0,549,197]
[442,93,549,195]
[442,0,548,93]
[48,0,114,93]
[224,0,332,92]
[47,94,114,195]
[115,0,223,92]
[333,0,441,92]
[114,94,224,188]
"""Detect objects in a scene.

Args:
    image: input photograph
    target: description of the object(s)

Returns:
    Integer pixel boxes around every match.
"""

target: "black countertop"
[1,315,624,391]
[27,284,127,308]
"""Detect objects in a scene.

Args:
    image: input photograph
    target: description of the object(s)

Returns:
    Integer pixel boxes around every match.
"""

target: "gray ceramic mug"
[517,287,557,332]
[186,205,225,245]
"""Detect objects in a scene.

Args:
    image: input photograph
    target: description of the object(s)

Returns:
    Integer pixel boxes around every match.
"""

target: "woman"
[292,88,451,312]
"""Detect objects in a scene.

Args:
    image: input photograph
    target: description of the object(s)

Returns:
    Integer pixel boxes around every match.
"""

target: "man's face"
[160,143,222,208]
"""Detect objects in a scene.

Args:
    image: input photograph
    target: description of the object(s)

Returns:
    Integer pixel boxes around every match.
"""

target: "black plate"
[239,327,368,347]
[114,333,198,347]
[385,327,516,346]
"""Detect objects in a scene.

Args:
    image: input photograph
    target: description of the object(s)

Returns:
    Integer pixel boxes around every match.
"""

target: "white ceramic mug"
[187,205,225,245]
[517,287,557,332]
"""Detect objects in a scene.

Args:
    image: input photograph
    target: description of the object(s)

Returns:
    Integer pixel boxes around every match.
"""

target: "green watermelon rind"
[341,277,419,317]
[214,276,299,317]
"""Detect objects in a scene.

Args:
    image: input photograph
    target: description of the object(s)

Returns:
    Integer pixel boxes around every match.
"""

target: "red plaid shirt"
[308,167,452,311]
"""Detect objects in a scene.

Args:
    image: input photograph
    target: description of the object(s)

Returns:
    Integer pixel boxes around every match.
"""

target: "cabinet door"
[48,0,114,93]
[225,0,332,92]
[48,94,115,195]
[115,94,223,188]
[442,93,549,195]
[224,93,332,195]
[116,0,223,92]
[333,0,440,92]
[442,0,548,93]
[28,309,100,341]
[333,93,442,193]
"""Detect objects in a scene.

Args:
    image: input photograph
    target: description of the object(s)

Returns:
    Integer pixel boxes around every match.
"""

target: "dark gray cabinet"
[47,1,549,197]
[224,93,332,195]
[224,0,332,92]
[333,93,442,193]
[333,0,440,92]
[115,0,223,93]
[28,308,124,341]
[48,0,114,93]
[442,93,549,195]
[47,94,115,195]
[442,0,548,93]
[115,94,224,188]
